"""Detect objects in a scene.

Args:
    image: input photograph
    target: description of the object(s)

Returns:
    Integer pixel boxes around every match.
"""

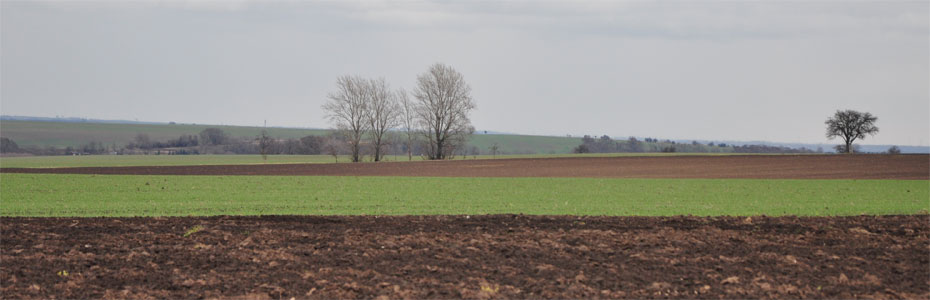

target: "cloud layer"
[2,0,927,145]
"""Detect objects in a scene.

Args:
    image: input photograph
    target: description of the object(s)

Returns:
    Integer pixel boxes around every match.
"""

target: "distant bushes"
[573,135,728,154]
[571,135,816,154]
[1,138,21,153]
[733,144,817,154]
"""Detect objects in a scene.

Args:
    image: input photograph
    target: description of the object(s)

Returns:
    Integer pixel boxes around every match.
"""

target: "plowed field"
[2,215,927,299]
[2,154,928,179]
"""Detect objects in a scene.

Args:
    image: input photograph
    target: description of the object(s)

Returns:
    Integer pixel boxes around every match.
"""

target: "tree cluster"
[731,144,816,154]
[0,128,348,157]
[571,135,817,154]
[322,63,476,162]
[127,134,199,150]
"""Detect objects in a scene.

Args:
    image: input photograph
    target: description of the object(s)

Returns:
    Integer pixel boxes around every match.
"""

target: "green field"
[1,173,926,217]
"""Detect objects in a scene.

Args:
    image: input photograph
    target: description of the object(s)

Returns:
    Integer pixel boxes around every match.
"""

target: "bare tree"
[134,133,152,149]
[397,88,417,161]
[199,128,228,146]
[323,75,369,162]
[323,133,345,162]
[413,63,476,160]
[887,146,901,154]
[257,121,273,163]
[825,110,878,154]
[365,78,400,162]
[489,143,499,158]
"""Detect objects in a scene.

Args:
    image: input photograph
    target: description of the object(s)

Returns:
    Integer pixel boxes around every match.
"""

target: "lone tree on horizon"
[825,109,878,154]
[414,63,476,160]
[257,120,273,163]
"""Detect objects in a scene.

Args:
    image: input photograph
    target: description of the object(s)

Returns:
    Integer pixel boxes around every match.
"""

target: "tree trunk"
[436,139,444,160]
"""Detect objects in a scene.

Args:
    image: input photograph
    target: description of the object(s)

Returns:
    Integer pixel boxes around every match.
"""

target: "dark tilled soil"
[2,215,927,299]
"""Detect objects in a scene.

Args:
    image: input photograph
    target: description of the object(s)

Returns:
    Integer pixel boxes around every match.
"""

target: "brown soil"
[1,215,927,299]
[2,154,928,179]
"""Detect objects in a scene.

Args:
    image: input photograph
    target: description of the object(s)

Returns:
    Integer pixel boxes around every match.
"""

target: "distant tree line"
[572,135,818,154]
[1,125,487,159]
[572,135,732,154]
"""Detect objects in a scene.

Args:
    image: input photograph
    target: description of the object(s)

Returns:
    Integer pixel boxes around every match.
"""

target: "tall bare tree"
[323,75,369,162]
[365,78,400,162]
[825,109,878,154]
[257,120,273,163]
[397,88,416,161]
[413,63,476,160]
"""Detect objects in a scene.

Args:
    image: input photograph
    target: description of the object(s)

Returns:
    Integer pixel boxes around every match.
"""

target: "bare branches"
[323,63,475,162]
[825,110,879,154]
[365,78,400,162]
[323,75,369,162]
[257,129,273,162]
[397,88,417,161]
[414,63,476,160]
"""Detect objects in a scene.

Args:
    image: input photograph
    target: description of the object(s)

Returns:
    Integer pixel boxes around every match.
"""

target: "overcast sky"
[2,0,928,145]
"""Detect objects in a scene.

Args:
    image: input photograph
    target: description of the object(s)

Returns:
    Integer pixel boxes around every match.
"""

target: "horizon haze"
[2,0,928,146]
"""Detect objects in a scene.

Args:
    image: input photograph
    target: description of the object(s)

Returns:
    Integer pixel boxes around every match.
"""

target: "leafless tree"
[134,133,152,149]
[397,88,417,161]
[323,134,345,162]
[886,146,901,154]
[257,121,273,162]
[489,143,499,158]
[365,78,400,162]
[413,63,476,160]
[323,75,369,162]
[825,110,878,154]
[199,128,228,145]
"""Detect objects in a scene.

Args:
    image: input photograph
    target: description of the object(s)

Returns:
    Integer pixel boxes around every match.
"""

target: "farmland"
[0,152,751,168]
[2,174,926,217]
[0,120,582,155]
[2,154,929,298]
[3,215,926,299]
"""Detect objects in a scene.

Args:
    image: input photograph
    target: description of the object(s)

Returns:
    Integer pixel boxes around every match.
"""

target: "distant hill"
[0,118,576,155]
[2,116,926,154]
[0,115,165,125]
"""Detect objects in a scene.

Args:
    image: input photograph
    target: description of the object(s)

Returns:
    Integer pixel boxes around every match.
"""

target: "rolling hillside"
[3,118,925,155]
[0,120,579,155]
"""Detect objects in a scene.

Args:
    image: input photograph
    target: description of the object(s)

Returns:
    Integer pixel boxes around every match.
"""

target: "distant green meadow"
[1,173,925,217]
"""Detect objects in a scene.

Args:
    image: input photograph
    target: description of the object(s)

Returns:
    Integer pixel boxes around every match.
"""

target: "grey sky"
[2,0,928,146]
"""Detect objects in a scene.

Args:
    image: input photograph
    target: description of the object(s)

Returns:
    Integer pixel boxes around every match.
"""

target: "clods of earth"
[2,215,927,299]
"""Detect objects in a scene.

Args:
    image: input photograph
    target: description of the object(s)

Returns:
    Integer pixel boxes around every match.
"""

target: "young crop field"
[1,174,927,217]
[2,155,928,298]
